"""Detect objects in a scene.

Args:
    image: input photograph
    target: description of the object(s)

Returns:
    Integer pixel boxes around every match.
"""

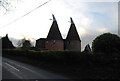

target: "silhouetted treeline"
[3,49,120,67]
[2,32,120,79]
[92,33,120,54]
[1,34,15,49]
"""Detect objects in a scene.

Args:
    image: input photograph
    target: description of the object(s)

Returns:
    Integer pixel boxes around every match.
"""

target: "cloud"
[81,2,118,34]
[64,2,118,49]
[0,0,118,50]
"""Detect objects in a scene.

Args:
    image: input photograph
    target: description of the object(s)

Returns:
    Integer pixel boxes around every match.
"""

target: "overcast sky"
[0,0,119,50]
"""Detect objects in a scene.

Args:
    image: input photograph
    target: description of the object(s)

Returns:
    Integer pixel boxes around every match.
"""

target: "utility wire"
[0,0,52,29]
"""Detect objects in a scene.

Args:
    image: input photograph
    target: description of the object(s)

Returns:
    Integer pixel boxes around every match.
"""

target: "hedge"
[2,49,120,67]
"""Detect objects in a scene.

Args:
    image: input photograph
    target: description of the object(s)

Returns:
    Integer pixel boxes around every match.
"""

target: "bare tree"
[0,0,15,12]
[22,40,31,49]
[17,37,32,50]
[17,37,26,47]
[0,0,9,11]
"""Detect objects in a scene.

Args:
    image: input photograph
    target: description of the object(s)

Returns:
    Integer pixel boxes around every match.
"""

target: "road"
[2,57,70,80]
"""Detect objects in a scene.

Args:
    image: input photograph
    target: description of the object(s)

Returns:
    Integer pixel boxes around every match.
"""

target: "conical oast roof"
[66,17,81,41]
[47,15,63,40]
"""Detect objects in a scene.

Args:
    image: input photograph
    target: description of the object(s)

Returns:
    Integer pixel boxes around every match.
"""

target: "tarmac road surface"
[2,57,70,80]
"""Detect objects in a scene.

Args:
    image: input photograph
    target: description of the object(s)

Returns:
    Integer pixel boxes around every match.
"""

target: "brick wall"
[65,40,81,51]
[45,40,64,51]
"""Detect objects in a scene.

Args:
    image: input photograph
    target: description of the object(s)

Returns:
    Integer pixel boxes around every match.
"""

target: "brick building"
[65,18,81,51]
[45,15,64,51]
[36,15,81,51]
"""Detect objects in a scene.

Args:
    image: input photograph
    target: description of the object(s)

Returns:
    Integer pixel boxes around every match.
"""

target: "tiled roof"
[66,18,81,41]
[46,15,63,40]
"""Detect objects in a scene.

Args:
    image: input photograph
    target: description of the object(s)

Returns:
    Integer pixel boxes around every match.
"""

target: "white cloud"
[0,0,118,50]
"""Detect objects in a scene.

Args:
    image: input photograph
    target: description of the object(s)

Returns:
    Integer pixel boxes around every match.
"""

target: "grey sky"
[0,0,118,50]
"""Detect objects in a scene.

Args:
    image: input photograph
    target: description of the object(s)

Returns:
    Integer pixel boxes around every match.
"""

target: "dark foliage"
[3,49,120,79]
[3,49,120,67]
[92,33,120,54]
[1,34,15,49]
[22,40,31,50]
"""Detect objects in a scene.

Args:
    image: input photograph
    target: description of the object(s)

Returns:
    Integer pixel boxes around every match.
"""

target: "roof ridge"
[66,18,81,41]
[46,15,63,40]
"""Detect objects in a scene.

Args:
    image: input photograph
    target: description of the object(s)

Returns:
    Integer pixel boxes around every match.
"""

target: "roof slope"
[66,18,81,41]
[47,15,63,40]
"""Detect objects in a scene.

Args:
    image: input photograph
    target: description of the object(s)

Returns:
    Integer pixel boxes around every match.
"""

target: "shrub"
[92,33,120,54]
